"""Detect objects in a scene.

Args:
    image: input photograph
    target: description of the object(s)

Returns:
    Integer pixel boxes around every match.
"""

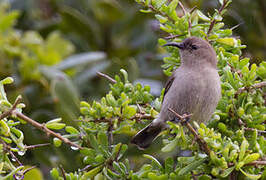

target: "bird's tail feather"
[131,123,162,150]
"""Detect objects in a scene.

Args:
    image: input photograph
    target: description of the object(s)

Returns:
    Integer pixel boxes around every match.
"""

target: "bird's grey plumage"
[131,37,221,149]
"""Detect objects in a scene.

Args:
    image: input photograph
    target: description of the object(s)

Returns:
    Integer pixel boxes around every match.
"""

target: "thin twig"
[230,22,244,31]
[244,127,266,134]
[229,160,266,167]
[190,6,197,14]
[178,2,186,15]
[227,62,242,77]
[245,160,266,166]
[148,4,175,23]
[163,34,186,40]
[207,0,228,35]
[236,81,266,95]
[80,165,91,172]
[114,144,122,161]
[178,1,192,35]
[97,72,117,84]
[59,165,67,180]
[0,139,23,165]
[168,108,211,155]
[0,96,22,120]
[23,166,37,175]
[13,111,82,149]
[25,143,51,150]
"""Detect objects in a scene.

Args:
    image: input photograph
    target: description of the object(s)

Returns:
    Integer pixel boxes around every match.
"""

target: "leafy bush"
[1,0,265,179]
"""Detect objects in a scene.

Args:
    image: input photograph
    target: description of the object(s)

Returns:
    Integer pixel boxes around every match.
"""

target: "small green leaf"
[239,168,261,180]
[243,153,260,165]
[97,131,108,148]
[217,38,237,47]
[65,126,79,134]
[1,77,14,84]
[161,137,178,152]
[45,123,66,130]
[196,10,211,21]
[220,166,235,178]
[143,154,162,170]
[178,158,206,176]
[46,118,62,124]
[50,168,60,179]
[239,138,249,161]
[81,165,103,180]
[53,138,62,147]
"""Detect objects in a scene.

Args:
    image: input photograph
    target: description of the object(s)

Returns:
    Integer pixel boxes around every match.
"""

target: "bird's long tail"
[131,122,163,150]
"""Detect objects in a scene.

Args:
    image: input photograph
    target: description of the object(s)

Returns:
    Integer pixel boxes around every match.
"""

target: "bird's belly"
[159,73,220,124]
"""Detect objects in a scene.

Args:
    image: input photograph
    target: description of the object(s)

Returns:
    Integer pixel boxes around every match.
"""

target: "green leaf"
[143,154,163,170]
[46,118,62,124]
[45,123,66,130]
[178,158,206,176]
[147,172,168,180]
[165,157,174,174]
[239,138,249,161]
[81,165,103,180]
[88,134,99,151]
[239,168,261,180]
[0,120,10,136]
[243,153,260,165]
[217,38,236,46]
[161,137,178,152]
[151,0,168,9]
[220,166,235,178]
[0,10,20,32]
[196,10,211,21]
[123,105,136,119]
[1,77,14,84]
[53,138,62,147]
[65,126,79,134]
[97,131,108,148]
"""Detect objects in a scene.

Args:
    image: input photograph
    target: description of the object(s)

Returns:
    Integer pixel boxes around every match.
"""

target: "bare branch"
[59,165,67,180]
[244,127,266,134]
[236,81,266,95]
[14,111,82,150]
[0,96,22,120]
[23,166,37,175]
[207,0,228,35]
[25,143,51,150]
[168,108,210,155]
[97,72,117,84]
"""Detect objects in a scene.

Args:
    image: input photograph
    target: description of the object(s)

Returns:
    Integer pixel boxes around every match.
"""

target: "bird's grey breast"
[159,67,220,123]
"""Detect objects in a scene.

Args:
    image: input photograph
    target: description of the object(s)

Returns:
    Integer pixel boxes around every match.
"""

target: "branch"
[244,127,266,134]
[148,4,175,23]
[235,81,266,95]
[168,108,211,155]
[25,143,51,150]
[245,160,266,166]
[13,111,82,150]
[59,165,67,180]
[207,0,228,35]
[229,160,266,167]
[178,1,192,36]
[0,96,22,120]
[97,72,117,84]
[0,139,22,166]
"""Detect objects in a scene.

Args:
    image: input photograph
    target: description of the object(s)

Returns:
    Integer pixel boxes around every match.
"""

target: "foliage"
[0,0,265,179]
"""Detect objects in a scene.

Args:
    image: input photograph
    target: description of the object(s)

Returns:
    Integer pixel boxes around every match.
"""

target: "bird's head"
[164,37,217,68]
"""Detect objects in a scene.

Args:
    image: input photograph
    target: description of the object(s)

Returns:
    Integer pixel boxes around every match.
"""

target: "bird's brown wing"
[162,75,175,103]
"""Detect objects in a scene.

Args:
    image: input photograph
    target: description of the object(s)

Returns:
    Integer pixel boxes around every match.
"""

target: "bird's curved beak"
[163,42,185,50]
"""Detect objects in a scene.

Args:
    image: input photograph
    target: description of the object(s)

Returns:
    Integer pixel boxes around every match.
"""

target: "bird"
[131,37,221,150]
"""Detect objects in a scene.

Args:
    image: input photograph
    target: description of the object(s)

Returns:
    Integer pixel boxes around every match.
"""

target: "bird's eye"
[191,44,198,50]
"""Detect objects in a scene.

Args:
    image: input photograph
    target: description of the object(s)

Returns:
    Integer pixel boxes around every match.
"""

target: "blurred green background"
[0,0,265,179]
